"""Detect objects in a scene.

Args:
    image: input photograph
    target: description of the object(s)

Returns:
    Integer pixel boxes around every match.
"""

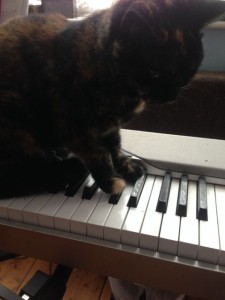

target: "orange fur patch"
[111,177,126,194]
[175,28,186,53]
[134,99,146,114]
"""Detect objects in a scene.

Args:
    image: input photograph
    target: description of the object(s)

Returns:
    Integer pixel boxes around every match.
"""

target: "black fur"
[0,0,225,197]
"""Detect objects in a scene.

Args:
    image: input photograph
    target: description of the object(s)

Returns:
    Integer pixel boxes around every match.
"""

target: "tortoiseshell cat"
[0,0,225,197]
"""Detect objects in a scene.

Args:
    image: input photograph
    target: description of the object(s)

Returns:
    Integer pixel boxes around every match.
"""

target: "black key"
[109,193,121,204]
[176,175,188,217]
[82,177,98,199]
[65,172,89,197]
[197,177,208,221]
[127,175,146,208]
[156,172,171,213]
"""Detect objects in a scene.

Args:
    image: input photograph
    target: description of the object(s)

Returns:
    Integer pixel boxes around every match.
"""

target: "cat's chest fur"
[0,13,143,148]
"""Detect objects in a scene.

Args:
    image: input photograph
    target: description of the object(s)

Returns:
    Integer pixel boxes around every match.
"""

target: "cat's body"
[0,0,225,197]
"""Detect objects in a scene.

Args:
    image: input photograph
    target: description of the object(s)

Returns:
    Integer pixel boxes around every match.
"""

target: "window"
[77,0,113,17]
[29,0,117,18]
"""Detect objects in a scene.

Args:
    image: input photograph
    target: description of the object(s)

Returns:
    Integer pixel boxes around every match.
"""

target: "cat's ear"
[184,0,225,29]
[121,2,150,34]
[121,1,167,41]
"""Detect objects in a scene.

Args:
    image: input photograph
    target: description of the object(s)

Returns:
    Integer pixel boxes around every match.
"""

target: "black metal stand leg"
[0,285,22,300]
[31,265,73,300]
[0,264,73,300]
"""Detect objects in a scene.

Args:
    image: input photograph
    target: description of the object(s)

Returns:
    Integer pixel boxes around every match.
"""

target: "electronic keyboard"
[1,129,225,299]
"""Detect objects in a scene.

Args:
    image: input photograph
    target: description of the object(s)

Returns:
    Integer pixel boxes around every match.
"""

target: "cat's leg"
[0,154,88,197]
[101,130,144,183]
[46,149,88,191]
[85,150,126,194]
[0,138,87,197]
[77,138,126,194]
[0,152,47,197]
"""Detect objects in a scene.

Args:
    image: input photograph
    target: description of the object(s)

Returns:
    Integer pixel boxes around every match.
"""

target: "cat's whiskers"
[187,84,208,93]
[180,83,192,91]
[177,94,195,106]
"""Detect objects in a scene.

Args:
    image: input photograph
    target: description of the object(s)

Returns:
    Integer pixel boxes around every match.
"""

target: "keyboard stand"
[0,285,21,300]
[0,265,73,300]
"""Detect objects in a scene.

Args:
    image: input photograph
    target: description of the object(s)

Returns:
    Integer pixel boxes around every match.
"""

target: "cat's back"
[0,13,70,91]
[0,14,69,72]
[0,13,68,44]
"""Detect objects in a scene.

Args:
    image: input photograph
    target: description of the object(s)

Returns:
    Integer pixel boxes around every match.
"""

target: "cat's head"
[110,0,225,103]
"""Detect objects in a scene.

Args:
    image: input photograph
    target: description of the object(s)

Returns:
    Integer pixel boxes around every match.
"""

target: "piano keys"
[176,174,188,217]
[0,172,224,253]
[177,181,199,260]
[0,172,214,257]
[1,129,225,299]
[155,172,171,213]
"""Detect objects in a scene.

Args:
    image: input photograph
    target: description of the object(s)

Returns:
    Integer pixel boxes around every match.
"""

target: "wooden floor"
[0,256,203,300]
[0,256,112,299]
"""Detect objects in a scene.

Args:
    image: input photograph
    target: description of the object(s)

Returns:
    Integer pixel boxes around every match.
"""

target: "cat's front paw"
[99,177,126,194]
[116,157,144,183]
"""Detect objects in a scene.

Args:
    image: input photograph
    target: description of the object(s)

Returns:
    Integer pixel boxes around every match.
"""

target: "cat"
[0,0,225,198]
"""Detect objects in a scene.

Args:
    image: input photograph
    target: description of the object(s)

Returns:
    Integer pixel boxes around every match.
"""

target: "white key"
[54,175,91,231]
[178,181,199,259]
[70,188,102,235]
[104,185,133,243]
[215,185,225,266]
[38,193,66,228]
[0,198,15,219]
[140,177,163,251]
[198,184,220,264]
[158,179,180,255]
[121,176,155,247]
[7,195,34,222]
[22,193,52,225]
[87,193,113,239]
